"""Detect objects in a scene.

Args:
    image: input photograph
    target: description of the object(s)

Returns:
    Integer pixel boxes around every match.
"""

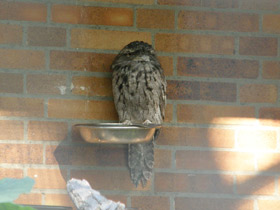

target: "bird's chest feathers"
[121,66,156,103]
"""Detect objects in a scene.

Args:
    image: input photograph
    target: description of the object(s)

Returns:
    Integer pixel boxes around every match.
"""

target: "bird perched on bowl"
[112,41,167,187]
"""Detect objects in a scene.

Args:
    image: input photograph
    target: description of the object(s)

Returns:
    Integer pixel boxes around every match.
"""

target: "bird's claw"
[143,120,152,125]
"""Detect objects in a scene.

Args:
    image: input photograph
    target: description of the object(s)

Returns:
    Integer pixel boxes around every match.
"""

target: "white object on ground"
[67,178,126,210]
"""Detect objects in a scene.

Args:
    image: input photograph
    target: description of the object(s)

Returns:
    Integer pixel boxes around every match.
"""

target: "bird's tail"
[128,129,160,187]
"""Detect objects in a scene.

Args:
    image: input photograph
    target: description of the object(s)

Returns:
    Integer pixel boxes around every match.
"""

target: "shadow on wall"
[52,126,156,192]
[157,115,280,210]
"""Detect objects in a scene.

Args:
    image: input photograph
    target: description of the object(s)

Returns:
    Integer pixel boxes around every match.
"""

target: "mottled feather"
[112,41,166,187]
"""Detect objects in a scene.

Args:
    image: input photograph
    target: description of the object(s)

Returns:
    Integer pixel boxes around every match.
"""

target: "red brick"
[164,104,173,123]
[48,99,118,120]
[71,29,151,50]
[236,175,275,195]
[50,51,115,72]
[178,57,259,79]
[0,73,23,94]
[240,0,279,10]
[158,56,173,76]
[137,9,174,29]
[28,121,68,141]
[0,144,43,164]
[158,0,238,8]
[0,120,24,140]
[159,127,235,148]
[239,37,278,56]
[237,129,277,150]
[167,80,236,102]
[155,173,233,193]
[179,11,258,32]
[45,194,74,208]
[263,14,280,33]
[257,153,280,172]
[0,1,47,22]
[240,84,278,103]
[72,76,112,97]
[176,151,255,171]
[259,107,280,127]
[71,170,151,191]
[0,24,22,44]
[131,196,169,210]
[28,168,67,189]
[177,104,255,125]
[175,197,253,210]
[167,80,200,100]
[0,49,45,70]
[52,5,133,26]
[0,168,23,179]
[154,149,172,168]
[15,193,42,205]
[258,200,280,210]
[0,97,44,117]
[263,61,280,79]
[27,27,66,47]
[155,33,234,54]
[27,74,67,95]
[46,145,126,167]
[200,82,236,102]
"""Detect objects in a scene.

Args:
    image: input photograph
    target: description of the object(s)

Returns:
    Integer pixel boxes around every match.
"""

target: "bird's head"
[119,41,156,60]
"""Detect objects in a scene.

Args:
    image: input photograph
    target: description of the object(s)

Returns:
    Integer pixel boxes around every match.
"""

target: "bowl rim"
[74,123,161,129]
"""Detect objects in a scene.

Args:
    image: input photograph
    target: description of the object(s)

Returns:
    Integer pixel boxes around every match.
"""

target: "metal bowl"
[75,123,161,144]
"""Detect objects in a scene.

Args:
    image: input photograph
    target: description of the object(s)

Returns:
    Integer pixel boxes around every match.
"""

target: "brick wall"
[0,0,279,209]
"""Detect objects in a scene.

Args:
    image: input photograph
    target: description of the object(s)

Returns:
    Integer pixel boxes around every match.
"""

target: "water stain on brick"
[239,37,278,56]
[178,57,259,79]
[27,26,66,47]
[200,82,236,102]
[167,80,236,102]
[167,80,200,100]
